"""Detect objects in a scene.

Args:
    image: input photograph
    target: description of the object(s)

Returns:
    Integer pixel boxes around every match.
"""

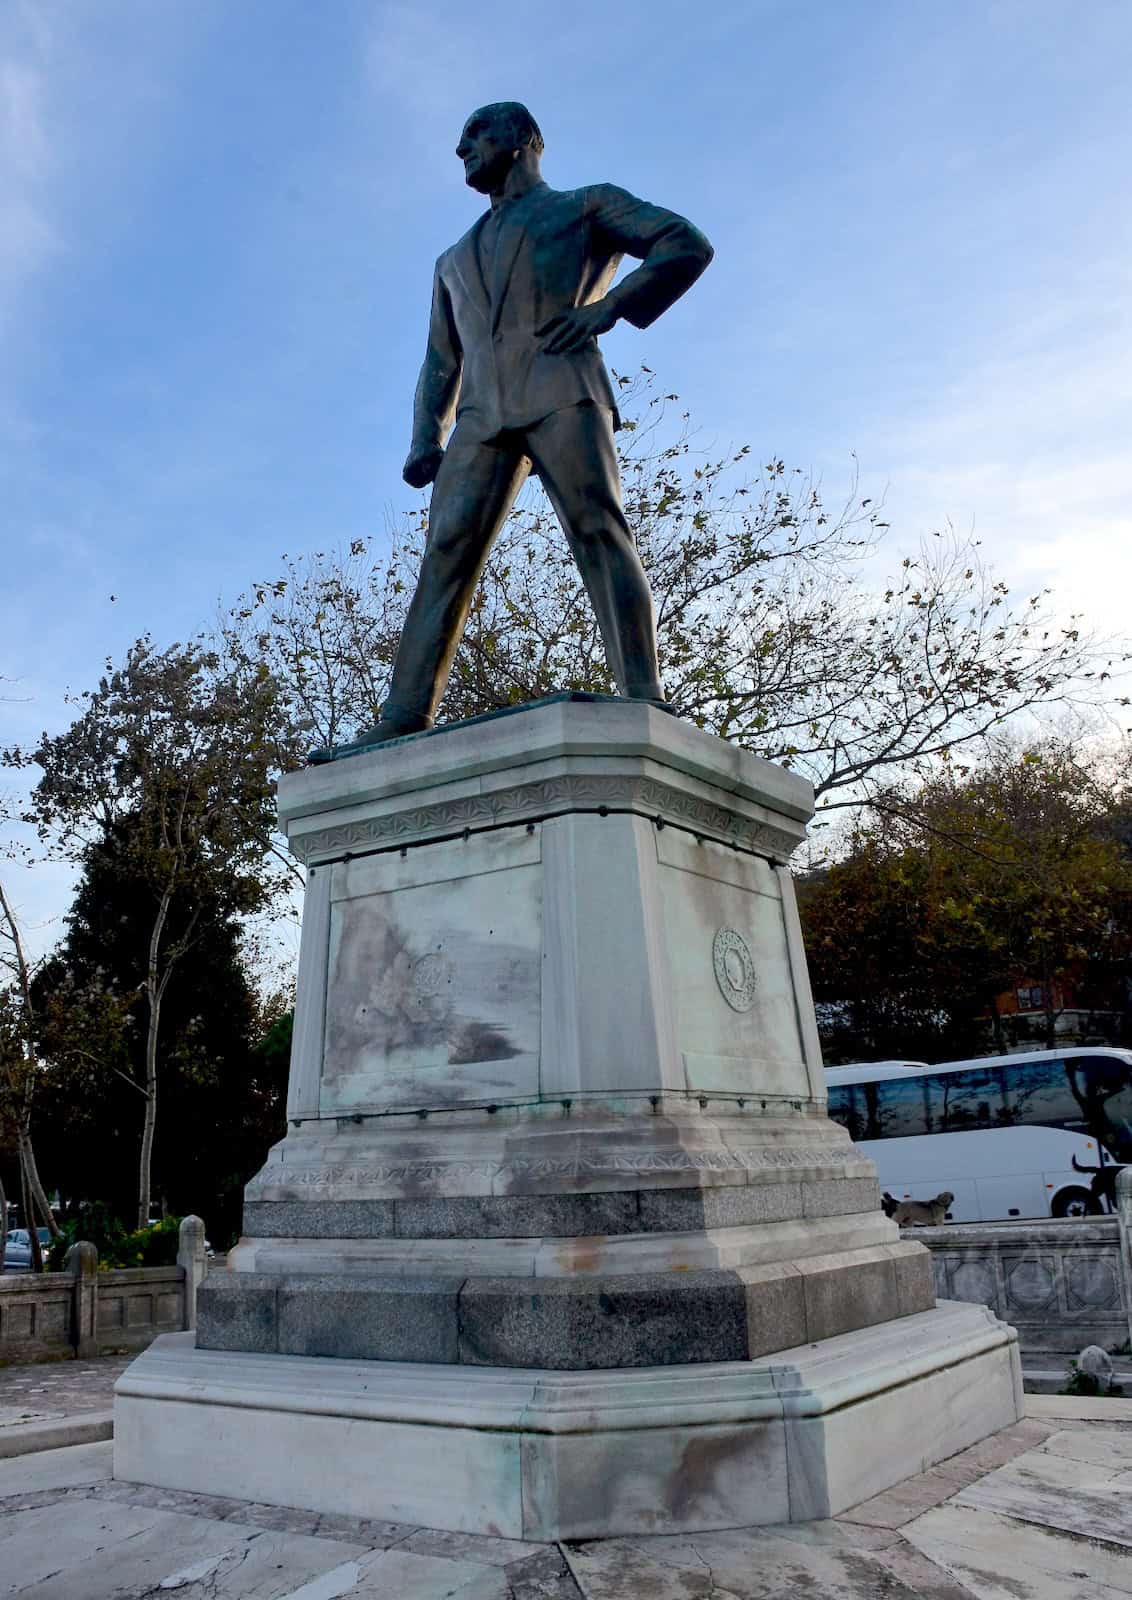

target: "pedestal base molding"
[115,1300,1023,1539]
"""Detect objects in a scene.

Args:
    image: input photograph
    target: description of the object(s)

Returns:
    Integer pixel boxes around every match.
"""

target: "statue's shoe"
[307,713,433,765]
[307,695,675,765]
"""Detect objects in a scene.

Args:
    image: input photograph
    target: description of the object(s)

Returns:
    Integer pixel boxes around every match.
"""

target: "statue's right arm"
[404,267,462,487]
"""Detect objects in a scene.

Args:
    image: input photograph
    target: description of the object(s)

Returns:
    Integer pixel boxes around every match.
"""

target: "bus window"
[827,1083,861,1139]
[869,1075,930,1139]
[926,1067,1005,1132]
[1002,1058,1076,1129]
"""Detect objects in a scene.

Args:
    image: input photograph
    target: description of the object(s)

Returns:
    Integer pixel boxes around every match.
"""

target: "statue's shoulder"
[439,219,483,267]
[509,184,581,218]
[540,183,623,213]
[576,182,639,210]
[515,185,625,227]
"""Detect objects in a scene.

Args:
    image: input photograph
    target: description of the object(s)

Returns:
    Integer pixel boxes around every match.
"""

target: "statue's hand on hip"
[403,446,445,489]
[537,298,620,355]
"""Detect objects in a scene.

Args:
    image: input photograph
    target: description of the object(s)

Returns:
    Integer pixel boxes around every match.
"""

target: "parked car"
[3,1227,51,1271]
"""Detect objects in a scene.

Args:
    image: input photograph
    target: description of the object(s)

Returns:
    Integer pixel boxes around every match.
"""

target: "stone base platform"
[114,1299,1022,1540]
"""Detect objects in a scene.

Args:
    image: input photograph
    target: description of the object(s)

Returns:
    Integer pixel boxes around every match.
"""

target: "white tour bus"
[825,1048,1132,1222]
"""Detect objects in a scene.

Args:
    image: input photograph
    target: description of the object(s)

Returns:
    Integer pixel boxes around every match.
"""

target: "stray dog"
[889,1191,954,1227]
[1071,1155,1125,1213]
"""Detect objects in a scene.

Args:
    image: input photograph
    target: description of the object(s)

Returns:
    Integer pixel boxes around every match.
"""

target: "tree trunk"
[137,884,175,1231]
[989,995,1006,1053]
[0,1172,8,1273]
[137,997,160,1231]
[1043,991,1058,1049]
[19,1151,44,1273]
[18,1127,61,1239]
[0,875,59,1254]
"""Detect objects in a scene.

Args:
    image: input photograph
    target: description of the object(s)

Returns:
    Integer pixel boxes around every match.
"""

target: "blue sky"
[3,0,1131,953]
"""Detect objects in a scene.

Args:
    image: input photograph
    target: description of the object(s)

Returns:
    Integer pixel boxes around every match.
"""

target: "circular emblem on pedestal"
[713,928,757,1012]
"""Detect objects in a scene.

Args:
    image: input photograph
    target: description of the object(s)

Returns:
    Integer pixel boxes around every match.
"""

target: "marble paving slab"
[0,1442,567,1600]
[4,1417,1132,1598]
[904,1502,1132,1599]
[0,1499,529,1600]
[0,1408,58,1429]
[271,1549,515,1599]
[563,1522,991,1597]
[0,1502,368,1600]
[1038,1423,1132,1468]
[952,1428,1132,1548]
[0,1438,111,1495]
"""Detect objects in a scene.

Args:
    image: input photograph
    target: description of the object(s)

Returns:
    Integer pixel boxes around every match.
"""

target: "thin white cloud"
[0,1,220,346]
[863,259,1132,640]
[0,13,61,323]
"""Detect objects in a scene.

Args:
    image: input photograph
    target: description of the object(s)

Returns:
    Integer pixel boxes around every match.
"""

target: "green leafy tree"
[6,640,298,1227]
[801,738,1132,1062]
[33,827,292,1243]
[0,875,65,1269]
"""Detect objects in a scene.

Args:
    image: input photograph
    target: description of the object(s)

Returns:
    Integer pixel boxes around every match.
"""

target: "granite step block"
[198,1246,933,1369]
[457,1270,750,1370]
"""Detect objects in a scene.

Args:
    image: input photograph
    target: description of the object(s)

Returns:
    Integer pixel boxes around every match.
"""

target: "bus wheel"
[1051,1187,1101,1219]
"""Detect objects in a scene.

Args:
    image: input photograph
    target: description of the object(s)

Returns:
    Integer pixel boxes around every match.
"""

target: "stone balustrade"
[910,1214,1130,1356]
[0,1215,208,1363]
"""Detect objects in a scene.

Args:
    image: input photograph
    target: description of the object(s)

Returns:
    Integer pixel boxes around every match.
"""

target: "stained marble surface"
[276,697,815,867]
[654,828,811,1097]
[6,1410,1131,1597]
[277,697,827,1133]
[322,831,542,1113]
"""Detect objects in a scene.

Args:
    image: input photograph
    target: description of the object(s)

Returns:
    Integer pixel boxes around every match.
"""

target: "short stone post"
[1117,1168,1132,1353]
[178,1215,208,1331]
[65,1241,99,1358]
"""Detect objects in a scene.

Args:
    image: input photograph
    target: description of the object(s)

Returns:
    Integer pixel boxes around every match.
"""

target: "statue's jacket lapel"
[448,218,490,330]
[438,185,620,443]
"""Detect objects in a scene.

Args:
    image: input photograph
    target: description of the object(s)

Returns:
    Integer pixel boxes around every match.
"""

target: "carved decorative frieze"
[245,1142,861,1197]
[291,773,802,865]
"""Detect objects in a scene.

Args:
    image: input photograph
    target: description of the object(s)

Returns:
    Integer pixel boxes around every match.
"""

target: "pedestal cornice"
[277,697,813,867]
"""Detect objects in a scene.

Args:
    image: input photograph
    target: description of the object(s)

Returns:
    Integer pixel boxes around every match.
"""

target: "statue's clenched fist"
[403,446,445,489]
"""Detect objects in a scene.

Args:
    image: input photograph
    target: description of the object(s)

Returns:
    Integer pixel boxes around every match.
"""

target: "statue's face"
[455,110,516,194]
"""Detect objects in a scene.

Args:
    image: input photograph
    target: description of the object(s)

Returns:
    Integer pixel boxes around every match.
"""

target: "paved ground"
[0,1402,1130,1597]
[0,1357,129,1429]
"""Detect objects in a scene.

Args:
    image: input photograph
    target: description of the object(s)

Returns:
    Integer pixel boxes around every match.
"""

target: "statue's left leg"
[525,404,666,702]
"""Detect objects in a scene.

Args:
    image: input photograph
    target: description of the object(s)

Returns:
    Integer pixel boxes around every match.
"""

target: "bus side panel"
[973,1172,1047,1222]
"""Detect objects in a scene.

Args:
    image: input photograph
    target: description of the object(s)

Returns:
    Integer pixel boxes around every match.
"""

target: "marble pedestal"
[114,695,1022,1532]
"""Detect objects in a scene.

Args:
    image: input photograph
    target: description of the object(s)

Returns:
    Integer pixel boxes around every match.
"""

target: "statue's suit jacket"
[410,182,713,455]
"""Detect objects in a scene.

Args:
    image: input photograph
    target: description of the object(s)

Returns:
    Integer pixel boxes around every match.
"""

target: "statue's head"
[456,102,544,194]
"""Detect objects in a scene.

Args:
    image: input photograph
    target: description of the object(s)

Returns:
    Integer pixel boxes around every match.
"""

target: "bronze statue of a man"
[318,102,713,758]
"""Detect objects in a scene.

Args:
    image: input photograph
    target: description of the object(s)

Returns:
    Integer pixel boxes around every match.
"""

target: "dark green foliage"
[801,739,1132,1064]
[5,638,302,1229]
[33,820,291,1248]
[45,1201,126,1269]
[46,1208,182,1270]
